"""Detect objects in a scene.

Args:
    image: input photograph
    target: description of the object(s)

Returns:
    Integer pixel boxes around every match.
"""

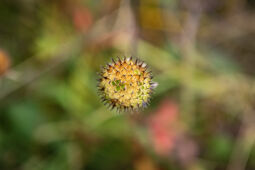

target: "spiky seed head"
[98,57,158,111]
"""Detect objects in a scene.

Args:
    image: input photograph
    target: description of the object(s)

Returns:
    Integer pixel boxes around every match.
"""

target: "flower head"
[98,57,157,111]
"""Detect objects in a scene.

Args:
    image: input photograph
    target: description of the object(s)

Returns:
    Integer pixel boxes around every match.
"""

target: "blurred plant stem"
[113,0,138,55]
[179,7,201,127]
[227,103,255,170]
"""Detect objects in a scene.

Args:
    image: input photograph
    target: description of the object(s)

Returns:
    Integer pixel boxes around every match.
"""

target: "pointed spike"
[149,90,154,95]
[150,82,158,89]
[144,65,149,70]
[101,99,107,103]
[130,106,134,111]
[100,66,106,71]
[135,59,138,65]
[119,106,123,111]
[98,72,102,76]
[137,60,142,66]
[112,58,116,65]
[141,63,147,68]
[110,105,115,111]
[107,103,112,109]
[117,56,122,64]
[142,101,147,108]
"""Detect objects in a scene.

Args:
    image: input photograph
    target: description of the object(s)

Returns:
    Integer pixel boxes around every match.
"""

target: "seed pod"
[97,57,158,111]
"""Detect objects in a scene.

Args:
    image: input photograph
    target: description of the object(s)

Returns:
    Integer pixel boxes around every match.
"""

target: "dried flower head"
[98,57,158,112]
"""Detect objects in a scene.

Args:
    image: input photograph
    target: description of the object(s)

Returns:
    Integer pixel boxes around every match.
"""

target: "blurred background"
[0,0,255,170]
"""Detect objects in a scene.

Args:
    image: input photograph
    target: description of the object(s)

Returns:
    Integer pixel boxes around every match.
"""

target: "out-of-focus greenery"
[0,0,255,170]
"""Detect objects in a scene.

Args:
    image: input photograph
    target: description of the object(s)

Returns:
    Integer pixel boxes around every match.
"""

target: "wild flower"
[98,57,158,112]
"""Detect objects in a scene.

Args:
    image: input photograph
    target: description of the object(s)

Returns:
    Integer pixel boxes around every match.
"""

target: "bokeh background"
[0,0,255,170]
